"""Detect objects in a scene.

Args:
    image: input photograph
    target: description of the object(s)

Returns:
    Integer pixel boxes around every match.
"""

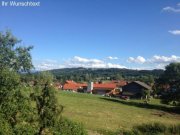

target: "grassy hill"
[57,91,180,134]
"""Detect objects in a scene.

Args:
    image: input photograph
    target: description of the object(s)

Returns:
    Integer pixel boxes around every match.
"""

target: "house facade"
[122,81,152,98]
[86,81,127,95]
[91,83,117,95]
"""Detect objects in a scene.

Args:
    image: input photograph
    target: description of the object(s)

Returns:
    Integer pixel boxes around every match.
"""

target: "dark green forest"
[49,68,163,84]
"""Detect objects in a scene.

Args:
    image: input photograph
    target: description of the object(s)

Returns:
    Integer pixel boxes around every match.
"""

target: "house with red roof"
[62,80,127,95]
[91,83,117,95]
[86,81,127,95]
[63,80,87,92]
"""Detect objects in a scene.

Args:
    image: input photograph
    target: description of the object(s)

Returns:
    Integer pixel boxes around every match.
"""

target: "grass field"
[57,91,180,134]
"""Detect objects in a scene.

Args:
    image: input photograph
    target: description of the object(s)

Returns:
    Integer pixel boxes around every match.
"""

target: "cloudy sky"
[0,0,180,70]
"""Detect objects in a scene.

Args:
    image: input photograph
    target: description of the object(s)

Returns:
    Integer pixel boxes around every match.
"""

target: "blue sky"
[0,0,180,70]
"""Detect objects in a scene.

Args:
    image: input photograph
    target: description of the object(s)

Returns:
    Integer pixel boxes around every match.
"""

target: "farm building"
[87,81,127,95]
[54,82,63,90]
[63,80,87,92]
[92,83,117,95]
[122,81,152,98]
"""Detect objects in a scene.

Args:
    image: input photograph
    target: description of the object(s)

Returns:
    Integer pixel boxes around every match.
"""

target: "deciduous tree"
[0,30,33,72]
[157,63,180,105]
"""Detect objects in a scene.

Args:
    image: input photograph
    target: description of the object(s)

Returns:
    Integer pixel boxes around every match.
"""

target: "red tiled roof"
[63,80,87,91]
[93,83,116,89]
[63,80,126,91]
[63,83,78,90]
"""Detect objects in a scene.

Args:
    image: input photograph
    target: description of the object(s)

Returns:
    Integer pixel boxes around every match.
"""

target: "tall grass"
[97,123,180,135]
[123,123,180,135]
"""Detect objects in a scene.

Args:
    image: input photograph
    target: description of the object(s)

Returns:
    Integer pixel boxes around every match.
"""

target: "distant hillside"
[49,68,164,83]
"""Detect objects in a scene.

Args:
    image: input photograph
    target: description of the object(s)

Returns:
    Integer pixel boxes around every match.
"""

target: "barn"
[122,81,152,98]
[92,83,117,95]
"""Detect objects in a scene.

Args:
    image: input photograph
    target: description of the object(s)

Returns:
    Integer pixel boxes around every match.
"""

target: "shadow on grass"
[100,97,180,114]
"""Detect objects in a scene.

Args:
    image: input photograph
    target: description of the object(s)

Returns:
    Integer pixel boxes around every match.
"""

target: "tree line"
[49,68,163,85]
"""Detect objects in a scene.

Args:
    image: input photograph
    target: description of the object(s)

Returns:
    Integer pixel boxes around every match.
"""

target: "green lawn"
[57,91,180,133]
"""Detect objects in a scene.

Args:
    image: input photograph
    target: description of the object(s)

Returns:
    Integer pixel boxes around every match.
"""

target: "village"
[56,80,152,100]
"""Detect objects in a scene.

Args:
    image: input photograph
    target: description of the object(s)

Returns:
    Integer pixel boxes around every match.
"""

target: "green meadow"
[57,91,180,134]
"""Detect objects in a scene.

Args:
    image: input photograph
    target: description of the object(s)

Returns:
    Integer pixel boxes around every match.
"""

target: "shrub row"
[123,123,180,135]
[55,118,87,135]
[97,123,180,135]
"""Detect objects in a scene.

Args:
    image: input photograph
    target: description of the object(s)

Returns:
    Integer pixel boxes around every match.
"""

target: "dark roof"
[134,81,151,90]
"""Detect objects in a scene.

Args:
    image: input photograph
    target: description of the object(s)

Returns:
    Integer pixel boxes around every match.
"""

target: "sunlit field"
[57,91,180,134]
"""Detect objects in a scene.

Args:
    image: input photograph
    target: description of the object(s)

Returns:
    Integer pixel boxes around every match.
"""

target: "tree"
[156,63,180,105]
[32,72,63,134]
[0,30,37,133]
[85,73,91,82]
[115,73,123,80]
[0,68,38,134]
[141,89,150,103]
[148,75,155,85]
[0,30,33,72]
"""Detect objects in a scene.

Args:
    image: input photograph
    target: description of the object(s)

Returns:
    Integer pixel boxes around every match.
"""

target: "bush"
[13,123,38,135]
[0,114,13,135]
[96,123,180,135]
[54,118,87,135]
[131,122,180,135]
[168,124,180,135]
[134,122,167,134]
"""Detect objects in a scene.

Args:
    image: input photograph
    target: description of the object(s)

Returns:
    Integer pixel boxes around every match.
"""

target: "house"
[86,81,127,95]
[63,80,87,92]
[92,83,117,95]
[105,80,127,97]
[122,81,152,98]
[54,82,63,90]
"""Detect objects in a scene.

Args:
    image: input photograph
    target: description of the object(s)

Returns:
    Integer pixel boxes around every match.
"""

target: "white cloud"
[72,56,103,64]
[34,55,180,71]
[162,6,180,13]
[128,56,146,64]
[169,30,180,35]
[149,55,180,64]
[162,3,180,13]
[107,56,118,60]
[154,64,167,69]
[34,59,64,71]
[128,55,180,65]
[67,56,126,68]
[127,55,180,69]
[106,63,126,68]
[34,56,126,70]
